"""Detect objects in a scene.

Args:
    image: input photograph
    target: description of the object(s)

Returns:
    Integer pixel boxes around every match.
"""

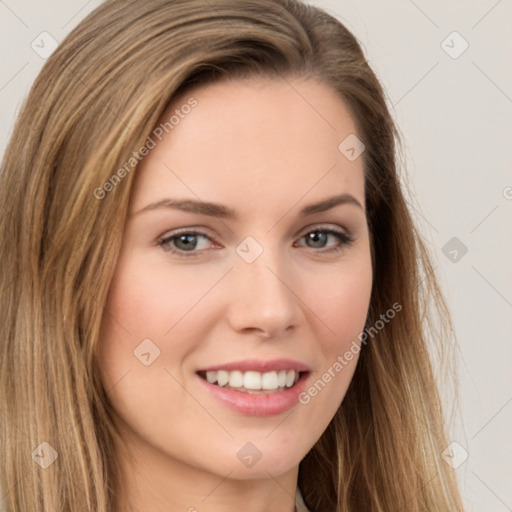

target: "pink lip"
[196,359,311,416]
[197,358,310,373]
[197,371,309,417]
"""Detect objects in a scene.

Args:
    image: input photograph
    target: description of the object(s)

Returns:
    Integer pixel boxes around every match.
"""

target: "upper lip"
[197,358,310,373]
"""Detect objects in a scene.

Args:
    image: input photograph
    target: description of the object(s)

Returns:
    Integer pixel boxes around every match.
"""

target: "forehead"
[130,77,365,216]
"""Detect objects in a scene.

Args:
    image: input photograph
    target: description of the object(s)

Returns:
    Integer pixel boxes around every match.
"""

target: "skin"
[97,76,373,512]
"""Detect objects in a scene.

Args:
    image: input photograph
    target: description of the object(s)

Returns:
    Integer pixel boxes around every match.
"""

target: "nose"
[225,246,302,339]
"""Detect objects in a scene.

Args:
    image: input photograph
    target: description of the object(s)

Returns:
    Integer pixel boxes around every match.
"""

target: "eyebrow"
[134,193,363,219]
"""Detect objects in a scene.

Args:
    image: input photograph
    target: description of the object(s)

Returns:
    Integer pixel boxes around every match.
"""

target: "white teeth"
[217,370,229,387]
[202,369,301,391]
[228,370,243,388]
[243,371,261,390]
[261,371,278,390]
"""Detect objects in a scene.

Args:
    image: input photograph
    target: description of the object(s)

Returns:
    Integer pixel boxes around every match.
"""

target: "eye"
[158,229,217,256]
[295,227,354,253]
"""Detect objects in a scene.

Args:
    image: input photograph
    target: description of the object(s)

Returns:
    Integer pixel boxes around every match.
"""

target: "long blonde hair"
[0,0,464,510]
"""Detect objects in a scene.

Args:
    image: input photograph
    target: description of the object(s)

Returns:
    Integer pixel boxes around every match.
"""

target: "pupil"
[307,232,327,248]
[176,234,197,251]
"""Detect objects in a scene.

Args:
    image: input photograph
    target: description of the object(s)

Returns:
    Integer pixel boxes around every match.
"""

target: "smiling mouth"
[197,369,303,394]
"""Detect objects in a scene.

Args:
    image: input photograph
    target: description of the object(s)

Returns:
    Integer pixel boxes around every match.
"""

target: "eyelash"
[158,226,354,258]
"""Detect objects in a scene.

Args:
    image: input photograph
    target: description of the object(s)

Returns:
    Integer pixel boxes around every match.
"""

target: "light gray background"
[1,1,511,510]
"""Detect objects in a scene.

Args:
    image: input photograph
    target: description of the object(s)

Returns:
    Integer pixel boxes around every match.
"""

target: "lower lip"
[197,373,309,417]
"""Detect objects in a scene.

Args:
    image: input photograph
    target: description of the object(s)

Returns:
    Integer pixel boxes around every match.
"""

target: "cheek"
[313,257,373,351]
[96,253,231,392]
[300,255,372,404]
[102,260,176,337]
[102,254,225,339]
[96,255,174,390]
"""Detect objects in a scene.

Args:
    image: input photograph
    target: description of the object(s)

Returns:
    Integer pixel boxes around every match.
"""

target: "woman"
[0,0,464,510]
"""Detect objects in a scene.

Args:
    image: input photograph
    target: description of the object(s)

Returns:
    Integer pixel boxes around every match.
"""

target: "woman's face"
[98,77,372,483]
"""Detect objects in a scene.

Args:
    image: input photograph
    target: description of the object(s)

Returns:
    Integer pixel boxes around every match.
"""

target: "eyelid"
[295,222,352,239]
[159,226,216,241]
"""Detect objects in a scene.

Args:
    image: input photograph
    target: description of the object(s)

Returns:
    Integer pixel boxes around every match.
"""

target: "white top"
[295,487,310,512]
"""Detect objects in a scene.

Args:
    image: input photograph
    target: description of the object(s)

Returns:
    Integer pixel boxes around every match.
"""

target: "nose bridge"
[228,235,299,336]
